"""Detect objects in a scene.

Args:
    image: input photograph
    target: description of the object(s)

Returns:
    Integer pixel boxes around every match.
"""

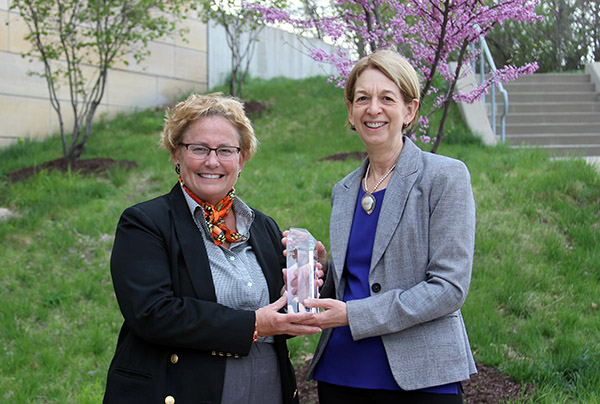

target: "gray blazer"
[308,137,477,390]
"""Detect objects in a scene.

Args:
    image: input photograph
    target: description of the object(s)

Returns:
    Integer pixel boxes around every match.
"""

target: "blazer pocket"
[104,366,155,404]
[113,367,153,381]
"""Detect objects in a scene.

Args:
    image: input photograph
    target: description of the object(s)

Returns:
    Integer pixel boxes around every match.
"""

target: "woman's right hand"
[255,294,321,337]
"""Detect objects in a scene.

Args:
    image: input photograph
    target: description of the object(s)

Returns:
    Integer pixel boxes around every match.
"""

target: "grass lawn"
[1,76,599,403]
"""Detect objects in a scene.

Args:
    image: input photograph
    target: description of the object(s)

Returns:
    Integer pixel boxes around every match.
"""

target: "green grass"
[1,76,599,403]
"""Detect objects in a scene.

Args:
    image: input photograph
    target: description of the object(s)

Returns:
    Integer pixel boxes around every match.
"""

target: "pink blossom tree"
[249,0,541,152]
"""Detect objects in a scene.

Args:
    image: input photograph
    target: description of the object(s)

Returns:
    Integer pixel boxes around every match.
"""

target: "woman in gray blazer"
[302,50,477,403]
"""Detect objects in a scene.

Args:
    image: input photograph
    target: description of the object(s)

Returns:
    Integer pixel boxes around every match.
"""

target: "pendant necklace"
[361,163,396,215]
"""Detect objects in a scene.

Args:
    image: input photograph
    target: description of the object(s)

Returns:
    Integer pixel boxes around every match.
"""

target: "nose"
[366,98,381,115]
[203,149,220,166]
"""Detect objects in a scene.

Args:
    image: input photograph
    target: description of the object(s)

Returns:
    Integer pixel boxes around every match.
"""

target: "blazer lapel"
[330,160,367,291]
[371,138,420,270]
[248,222,281,302]
[168,185,217,301]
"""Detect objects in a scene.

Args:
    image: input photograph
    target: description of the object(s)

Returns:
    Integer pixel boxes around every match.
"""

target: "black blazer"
[103,185,298,404]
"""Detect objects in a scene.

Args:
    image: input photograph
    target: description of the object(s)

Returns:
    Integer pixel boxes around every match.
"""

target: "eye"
[355,95,368,103]
[190,145,209,154]
[218,147,234,157]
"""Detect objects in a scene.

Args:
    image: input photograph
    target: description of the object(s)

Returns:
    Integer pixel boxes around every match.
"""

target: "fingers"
[300,298,349,329]
[281,231,289,257]
[314,267,325,288]
[316,241,328,271]
[269,293,288,311]
[256,294,322,337]
[303,298,329,310]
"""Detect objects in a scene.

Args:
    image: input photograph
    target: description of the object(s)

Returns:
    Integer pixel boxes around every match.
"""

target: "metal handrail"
[473,30,508,142]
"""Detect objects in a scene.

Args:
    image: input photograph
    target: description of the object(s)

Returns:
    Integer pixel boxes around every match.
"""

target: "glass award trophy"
[286,227,319,313]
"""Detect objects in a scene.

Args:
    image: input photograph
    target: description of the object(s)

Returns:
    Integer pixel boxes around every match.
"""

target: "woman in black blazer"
[103,93,321,404]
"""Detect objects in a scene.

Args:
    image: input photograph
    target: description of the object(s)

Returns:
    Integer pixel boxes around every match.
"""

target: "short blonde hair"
[160,92,257,160]
[344,50,421,130]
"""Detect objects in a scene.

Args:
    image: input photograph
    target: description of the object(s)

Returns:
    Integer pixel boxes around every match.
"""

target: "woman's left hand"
[281,230,327,290]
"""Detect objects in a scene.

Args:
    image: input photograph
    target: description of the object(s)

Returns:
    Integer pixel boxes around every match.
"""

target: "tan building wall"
[0,1,208,147]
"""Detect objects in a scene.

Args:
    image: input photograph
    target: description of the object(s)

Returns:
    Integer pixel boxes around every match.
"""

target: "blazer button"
[371,283,381,293]
[165,395,175,404]
[170,354,179,364]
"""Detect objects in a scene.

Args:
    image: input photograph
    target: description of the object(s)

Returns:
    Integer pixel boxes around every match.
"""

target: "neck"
[367,152,400,181]
[365,136,403,178]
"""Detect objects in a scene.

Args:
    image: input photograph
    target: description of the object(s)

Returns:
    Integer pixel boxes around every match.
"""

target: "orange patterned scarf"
[180,178,247,245]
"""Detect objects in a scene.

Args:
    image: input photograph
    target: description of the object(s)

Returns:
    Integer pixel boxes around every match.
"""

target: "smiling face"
[347,67,418,152]
[172,115,245,205]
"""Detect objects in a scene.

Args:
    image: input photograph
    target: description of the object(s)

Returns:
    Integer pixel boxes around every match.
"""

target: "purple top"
[314,186,458,394]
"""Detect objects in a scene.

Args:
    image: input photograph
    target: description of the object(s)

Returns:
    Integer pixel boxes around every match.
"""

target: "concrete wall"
[0,2,339,148]
[0,2,209,148]
[450,62,497,146]
[586,62,600,94]
[208,22,338,90]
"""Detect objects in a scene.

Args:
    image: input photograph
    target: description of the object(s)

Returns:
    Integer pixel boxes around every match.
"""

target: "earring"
[175,164,181,175]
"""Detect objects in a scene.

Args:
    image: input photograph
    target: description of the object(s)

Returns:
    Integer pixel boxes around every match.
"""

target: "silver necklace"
[361,163,396,215]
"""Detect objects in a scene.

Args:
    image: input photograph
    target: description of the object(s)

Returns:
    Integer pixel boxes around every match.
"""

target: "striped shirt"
[180,186,272,343]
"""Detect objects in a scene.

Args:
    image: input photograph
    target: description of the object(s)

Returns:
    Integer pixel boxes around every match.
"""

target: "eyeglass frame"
[179,143,242,160]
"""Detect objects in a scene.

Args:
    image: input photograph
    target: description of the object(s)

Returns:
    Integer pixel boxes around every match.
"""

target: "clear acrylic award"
[286,227,319,313]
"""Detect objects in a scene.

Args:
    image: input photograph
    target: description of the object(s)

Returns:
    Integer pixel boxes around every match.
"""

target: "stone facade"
[0,3,208,147]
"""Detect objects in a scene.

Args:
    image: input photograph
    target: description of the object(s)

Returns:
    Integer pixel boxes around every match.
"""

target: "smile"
[365,122,386,128]
[199,174,223,179]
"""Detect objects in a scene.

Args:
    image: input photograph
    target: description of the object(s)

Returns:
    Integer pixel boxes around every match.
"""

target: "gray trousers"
[221,342,283,404]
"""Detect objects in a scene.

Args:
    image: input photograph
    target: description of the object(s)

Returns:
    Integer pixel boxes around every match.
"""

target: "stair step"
[506,133,600,145]
[508,144,600,157]
[487,102,600,114]
[492,112,600,125]
[502,82,595,93]
[505,122,600,134]
[483,73,592,83]
[493,92,599,103]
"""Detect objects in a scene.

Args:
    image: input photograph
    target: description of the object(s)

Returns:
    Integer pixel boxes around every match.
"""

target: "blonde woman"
[103,93,320,404]
[302,50,477,404]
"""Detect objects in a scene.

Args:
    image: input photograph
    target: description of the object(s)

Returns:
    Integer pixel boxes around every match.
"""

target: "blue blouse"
[314,186,458,394]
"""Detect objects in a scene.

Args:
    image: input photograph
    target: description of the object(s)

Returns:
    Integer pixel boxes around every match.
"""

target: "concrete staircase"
[488,73,600,157]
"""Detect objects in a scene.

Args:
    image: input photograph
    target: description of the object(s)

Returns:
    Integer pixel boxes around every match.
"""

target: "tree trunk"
[420,0,451,103]
[431,39,470,153]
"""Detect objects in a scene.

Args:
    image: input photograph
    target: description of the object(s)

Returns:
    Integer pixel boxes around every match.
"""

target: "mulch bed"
[318,151,368,162]
[295,360,534,404]
[5,157,137,182]
[244,99,269,119]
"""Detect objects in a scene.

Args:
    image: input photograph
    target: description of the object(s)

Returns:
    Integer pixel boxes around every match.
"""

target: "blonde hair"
[160,92,257,160]
[344,49,421,130]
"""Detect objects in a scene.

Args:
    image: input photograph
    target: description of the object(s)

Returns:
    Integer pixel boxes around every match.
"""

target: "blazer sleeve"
[347,159,476,340]
[110,202,255,355]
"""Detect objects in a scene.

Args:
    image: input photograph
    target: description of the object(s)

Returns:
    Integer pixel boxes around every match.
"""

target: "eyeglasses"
[179,144,241,160]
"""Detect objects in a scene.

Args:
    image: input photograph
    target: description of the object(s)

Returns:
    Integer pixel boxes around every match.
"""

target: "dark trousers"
[318,381,464,404]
